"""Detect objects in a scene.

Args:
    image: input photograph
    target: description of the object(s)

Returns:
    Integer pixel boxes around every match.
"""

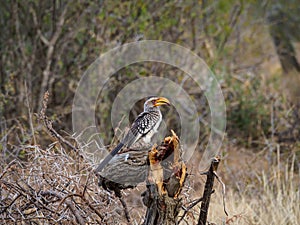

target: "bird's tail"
[95,142,124,172]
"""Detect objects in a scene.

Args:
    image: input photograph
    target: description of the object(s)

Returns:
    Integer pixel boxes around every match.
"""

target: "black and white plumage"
[95,97,170,172]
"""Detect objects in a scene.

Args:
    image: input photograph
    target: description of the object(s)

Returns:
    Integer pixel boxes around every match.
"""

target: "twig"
[1,180,60,216]
[178,197,203,224]
[81,196,104,221]
[218,3,243,52]
[213,171,228,216]
[25,81,36,145]
[0,194,21,214]
[119,196,132,224]
[0,160,17,180]
[57,193,83,209]
[40,191,86,225]
[39,91,79,153]
[82,172,91,197]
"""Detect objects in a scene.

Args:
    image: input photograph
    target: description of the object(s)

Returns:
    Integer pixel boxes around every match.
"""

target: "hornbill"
[95,96,170,172]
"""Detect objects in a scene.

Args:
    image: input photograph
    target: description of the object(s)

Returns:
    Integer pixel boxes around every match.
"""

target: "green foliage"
[0,0,299,151]
[269,0,300,41]
[226,74,271,145]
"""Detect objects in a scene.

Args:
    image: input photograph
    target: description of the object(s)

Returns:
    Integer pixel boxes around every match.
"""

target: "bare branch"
[119,196,132,224]
[39,91,79,153]
[213,171,228,216]
[41,191,86,225]
[38,3,69,110]
[198,157,220,225]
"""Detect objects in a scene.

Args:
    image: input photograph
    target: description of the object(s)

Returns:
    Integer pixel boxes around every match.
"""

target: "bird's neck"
[146,107,161,114]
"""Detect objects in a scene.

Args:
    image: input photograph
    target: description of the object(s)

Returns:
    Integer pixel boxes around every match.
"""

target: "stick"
[197,157,220,225]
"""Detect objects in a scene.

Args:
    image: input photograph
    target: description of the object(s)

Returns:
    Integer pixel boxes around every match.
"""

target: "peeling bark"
[142,131,187,225]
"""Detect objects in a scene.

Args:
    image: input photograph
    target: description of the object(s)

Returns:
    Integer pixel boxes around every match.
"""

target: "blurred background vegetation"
[1,0,300,158]
[1,0,300,224]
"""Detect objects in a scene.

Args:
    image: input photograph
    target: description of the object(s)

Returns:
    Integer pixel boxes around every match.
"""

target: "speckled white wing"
[122,111,161,147]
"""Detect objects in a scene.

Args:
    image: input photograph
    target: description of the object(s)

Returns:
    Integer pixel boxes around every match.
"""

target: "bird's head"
[144,96,170,111]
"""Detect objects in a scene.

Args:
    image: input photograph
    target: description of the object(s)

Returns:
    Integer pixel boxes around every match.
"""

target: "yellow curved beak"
[154,97,170,107]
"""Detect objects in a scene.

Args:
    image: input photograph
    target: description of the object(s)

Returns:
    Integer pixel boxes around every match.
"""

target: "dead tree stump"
[97,131,225,224]
[142,130,187,225]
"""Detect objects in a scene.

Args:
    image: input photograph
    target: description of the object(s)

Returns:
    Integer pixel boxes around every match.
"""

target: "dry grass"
[206,150,300,225]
